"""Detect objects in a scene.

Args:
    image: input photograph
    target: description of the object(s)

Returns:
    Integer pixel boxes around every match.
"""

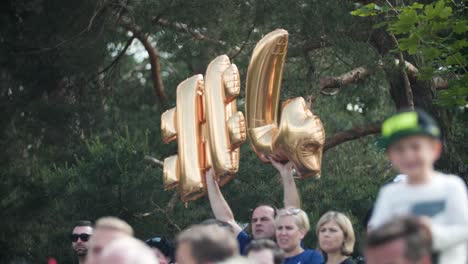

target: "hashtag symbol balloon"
[161,55,246,202]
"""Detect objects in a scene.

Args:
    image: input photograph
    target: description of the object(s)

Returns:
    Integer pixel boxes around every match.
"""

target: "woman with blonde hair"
[315,211,356,264]
[276,207,323,264]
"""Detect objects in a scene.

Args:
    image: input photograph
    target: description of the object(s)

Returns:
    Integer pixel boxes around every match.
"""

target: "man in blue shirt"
[205,158,301,255]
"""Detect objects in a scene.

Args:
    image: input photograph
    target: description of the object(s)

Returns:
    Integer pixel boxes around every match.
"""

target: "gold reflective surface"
[205,55,245,177]
[161,107,177,144]
[163,155,179,190]
[245,29,326,178]
[161,56,245,202]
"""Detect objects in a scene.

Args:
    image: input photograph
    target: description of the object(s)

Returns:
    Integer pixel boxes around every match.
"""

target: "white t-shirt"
[369,172,468,264]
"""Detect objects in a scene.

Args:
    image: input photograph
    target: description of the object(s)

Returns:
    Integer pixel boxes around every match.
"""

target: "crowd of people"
[67,109,467,264]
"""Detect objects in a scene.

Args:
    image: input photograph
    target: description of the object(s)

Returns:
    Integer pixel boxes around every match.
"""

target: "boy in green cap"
[368,109,468,264]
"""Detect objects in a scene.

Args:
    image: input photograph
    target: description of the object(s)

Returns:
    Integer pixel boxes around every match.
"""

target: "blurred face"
[176,242,197,264]
[85,229,127,264]
[365,238,430,264]
[72,226,93,257]
[275,216,305,253]
[251,206,276,239]
[318,221,345,255]
[248,249,274,264]
[151,247,170,264]
[387,136,441,181]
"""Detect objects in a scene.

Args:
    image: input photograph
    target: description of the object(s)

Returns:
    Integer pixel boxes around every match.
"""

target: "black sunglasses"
[71,233,91,242]
[145,237,162,244]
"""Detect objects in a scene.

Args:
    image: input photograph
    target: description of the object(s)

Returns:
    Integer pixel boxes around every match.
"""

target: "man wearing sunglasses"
[71,220,93,264]
[206,158,301,255]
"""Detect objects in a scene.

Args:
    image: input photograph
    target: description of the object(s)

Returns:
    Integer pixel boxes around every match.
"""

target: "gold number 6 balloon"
[160,55,246,202]
[245,29,326,178]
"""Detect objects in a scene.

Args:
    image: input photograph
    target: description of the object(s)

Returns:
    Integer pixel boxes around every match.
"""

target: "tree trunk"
[370,29,467,181]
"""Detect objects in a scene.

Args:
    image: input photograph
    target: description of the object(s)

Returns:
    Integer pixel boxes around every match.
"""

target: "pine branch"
[324,122,382,152]
[144,155,164,169]
[319,59,447,94]
[120,20,167,106]
[320,66,374,95]
[97,36,135,75]
[153,17,226,46]
[228,21,256,60]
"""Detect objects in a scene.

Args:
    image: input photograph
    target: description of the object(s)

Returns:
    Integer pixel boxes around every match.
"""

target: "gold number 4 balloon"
[161,55,246,202]
[245,29,326,179]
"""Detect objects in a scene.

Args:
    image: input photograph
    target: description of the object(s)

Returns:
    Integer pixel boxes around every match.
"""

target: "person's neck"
[285,246,304,258]
[78,256,86,264]
[326,252,347,264]
[407,168,435,185]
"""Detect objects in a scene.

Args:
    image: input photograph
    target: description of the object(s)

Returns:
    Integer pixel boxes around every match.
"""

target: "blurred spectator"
[276,208,323,264]
[145,236,174,264]
[246,239,284,264]
[99,237,158,264]
[316,211,355,264]
[200,218,235,234]
[85,217,133,264]
[176,224,238,264]
[219,256,255,264]
[206,158,301,255]
[364,217,432,264]
[370,109,468,263]
[71,220,93,264]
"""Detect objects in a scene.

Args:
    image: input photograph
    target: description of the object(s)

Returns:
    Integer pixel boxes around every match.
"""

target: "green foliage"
[352,0,468,107]
[1,0,466,262]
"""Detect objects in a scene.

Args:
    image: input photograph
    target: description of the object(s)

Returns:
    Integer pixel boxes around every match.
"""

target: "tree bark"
[120,21,167,107]
[369,29,467,181]
[320,66,373,94]
[324,123,382,152]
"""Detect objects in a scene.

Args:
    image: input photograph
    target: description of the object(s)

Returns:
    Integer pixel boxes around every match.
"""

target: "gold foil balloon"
[161,55,246,202]
[204,55,246,186]
[245,29,326,178]
[161,75,206,201]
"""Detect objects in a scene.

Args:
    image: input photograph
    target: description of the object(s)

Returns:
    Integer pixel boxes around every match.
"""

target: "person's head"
[251,205,277,239]
[176,224,238,264]
[246,239,284,264]
[275,208,310,253]
[99,237,158,264]
[364,217,432,264]
[379,109,442,180]
[145,236,174,264]
[219,256,254,264]
[316,211,355,257]
[71,220,94,259]
[85,217,134,264]
[200,218,234,234]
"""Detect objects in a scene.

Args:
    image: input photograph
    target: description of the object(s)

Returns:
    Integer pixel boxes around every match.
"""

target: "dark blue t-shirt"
[285,249,324,264]
[237,230,252,255]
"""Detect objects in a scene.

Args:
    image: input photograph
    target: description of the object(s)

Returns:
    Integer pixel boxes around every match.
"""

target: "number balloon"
[245,29,326,178]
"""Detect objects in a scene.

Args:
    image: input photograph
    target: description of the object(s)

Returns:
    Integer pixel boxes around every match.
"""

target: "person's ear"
[299,229,307,240]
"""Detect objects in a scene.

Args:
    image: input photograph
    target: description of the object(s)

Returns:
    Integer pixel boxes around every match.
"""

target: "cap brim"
[377,129,439,150]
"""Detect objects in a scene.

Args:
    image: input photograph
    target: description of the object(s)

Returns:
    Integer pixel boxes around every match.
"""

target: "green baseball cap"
[377,109,441,149]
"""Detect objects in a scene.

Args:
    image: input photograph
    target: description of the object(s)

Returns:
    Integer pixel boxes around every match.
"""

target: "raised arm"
[269,157,301,209]
[205,168,243,235]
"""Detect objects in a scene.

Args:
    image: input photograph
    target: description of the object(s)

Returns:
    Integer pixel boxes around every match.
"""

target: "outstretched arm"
[205,168,243,235]
[269,157,301,209]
